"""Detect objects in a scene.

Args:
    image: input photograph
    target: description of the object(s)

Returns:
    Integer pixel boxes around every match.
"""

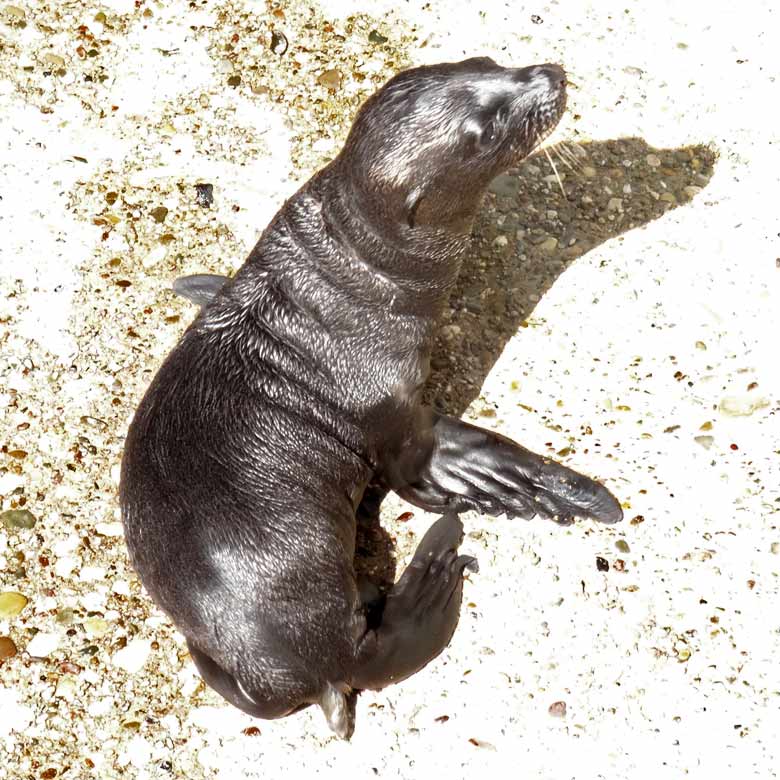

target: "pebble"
[694,435,714,449]
[84,617,110,638]
[770,542,780,555]
[548,700,567,717]
[317,68,342,90]
[150,206,168,223]
[113,638,152,673]
[26,632,61,658]
[0,591,28,618]
[55,676,78,700]
[195,183,214,208]
[1,509,37,530]
[539,237,558,253]
[0,636,18,659]
[607,197,623,212]
[718,395,770,417]
[646,154,661,167]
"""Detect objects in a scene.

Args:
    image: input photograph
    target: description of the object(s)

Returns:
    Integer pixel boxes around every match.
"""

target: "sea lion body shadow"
[120,57,622,739]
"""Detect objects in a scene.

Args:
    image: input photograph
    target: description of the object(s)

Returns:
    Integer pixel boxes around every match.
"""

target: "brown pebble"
[396,511,413,523]
[0,636,18,659]
[548,700,567,717]
[317,68,342,90]
[596,556,609,572]
[242,726,261,736]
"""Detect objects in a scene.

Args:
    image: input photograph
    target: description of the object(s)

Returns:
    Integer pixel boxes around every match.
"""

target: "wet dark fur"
[120,57,622,739]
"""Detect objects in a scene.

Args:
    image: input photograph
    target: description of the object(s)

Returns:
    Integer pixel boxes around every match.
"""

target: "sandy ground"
[1,0,778,778]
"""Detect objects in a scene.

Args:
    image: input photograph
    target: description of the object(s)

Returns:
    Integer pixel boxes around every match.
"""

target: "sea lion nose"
[511,63,567,89]
[532,63,567,88]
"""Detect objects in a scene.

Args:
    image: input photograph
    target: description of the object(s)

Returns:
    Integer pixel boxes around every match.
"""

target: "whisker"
[555,140,582,168]
[543,147,567,198]
[550,143,575,171]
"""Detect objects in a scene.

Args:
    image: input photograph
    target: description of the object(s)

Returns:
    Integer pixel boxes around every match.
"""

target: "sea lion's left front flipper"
[394,413,623,526]
[171,273,228,306]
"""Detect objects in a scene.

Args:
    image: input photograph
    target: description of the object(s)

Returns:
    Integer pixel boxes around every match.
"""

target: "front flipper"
[351,512,477,691]
[171,273,229,306]
[395,413,623,526]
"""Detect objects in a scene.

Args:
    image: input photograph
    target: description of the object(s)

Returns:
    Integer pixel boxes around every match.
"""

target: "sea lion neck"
[311,164,470,307]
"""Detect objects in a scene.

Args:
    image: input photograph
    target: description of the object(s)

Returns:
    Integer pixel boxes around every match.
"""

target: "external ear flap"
[171,273,229,306]
[405,187,424,228]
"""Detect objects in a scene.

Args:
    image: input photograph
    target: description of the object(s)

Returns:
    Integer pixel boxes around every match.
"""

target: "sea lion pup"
[120,57,622,739]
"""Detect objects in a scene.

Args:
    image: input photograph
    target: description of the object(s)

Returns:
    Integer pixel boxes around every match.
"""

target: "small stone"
[84,618,110,638]
[270,30,288,56]
[317,68,342,90]
[694,435,714,449]
[596,556,609,572]
[607,197,623,212]
[548,700,567,717]
[227,74,241,87]
[195,183,214,208]
[615,539,630,553]
[646,154,661,167]
[113,638,152,673]
[0,591,28,618]
[26,632,61,658]
[150,206,168,223]
[55,676,78,699]
[539,237,558,253]
[1,509,37,530]
[770,542,780,555]
[42,53,66,68]
[659,192,677,204]
[676,645,691,662]
[368,29,388,44]
[0,636,18,659]
[718,395,770,417]
[56,608,75,625]
[582,165,596,178]
[683,185,702,199]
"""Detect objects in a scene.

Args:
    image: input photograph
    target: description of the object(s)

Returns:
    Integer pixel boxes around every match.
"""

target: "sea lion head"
[338,57,567,236]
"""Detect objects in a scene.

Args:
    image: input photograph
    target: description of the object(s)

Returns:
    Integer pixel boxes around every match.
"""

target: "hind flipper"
[351,512,476,691]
